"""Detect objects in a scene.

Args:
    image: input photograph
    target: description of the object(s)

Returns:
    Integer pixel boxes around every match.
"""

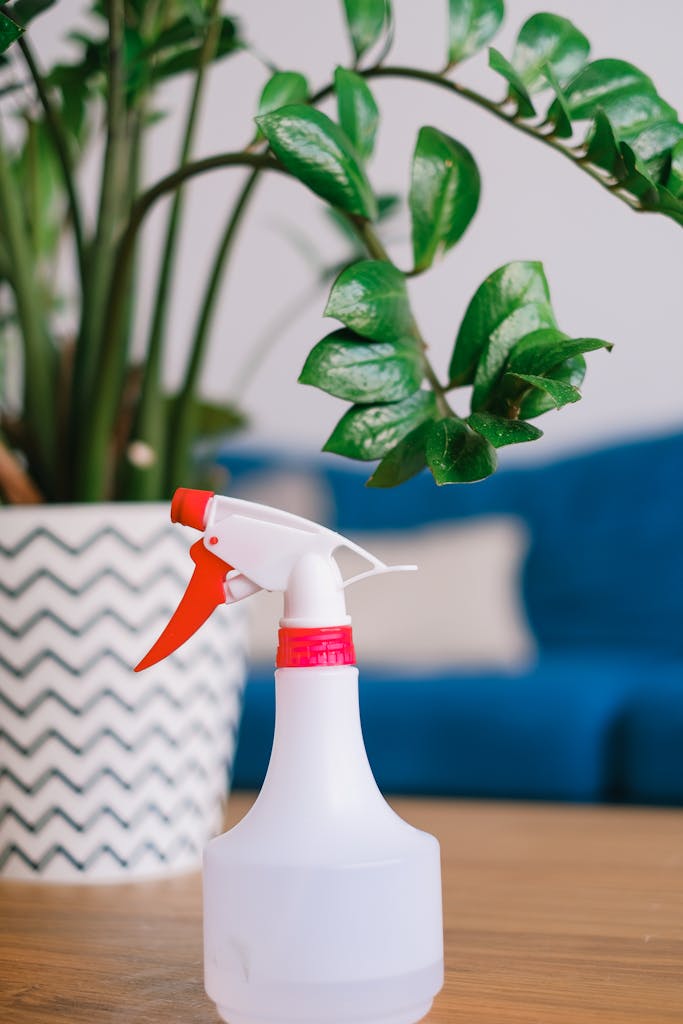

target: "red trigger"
[135,540,233,672]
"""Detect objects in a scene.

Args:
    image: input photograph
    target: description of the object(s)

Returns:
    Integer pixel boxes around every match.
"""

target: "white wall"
[35,1,683,462]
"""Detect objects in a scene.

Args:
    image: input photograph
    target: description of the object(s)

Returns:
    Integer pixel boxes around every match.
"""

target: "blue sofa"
[220,431,683,805]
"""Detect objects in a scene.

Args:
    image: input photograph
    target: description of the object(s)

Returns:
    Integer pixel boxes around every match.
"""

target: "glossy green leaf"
[153,17,241,80]
[335,67,379,162]
[447,0,504,64]
[409,126,480,272]
[0,12,22,52]
[507,329,612,376]
[342,0,388,60]
[666,139,683,197]
[256,106,377,220]
[511,13,589,94]
[504,372,581,409]
[324,390,437,460]
[556,59,661,126]
[257,71,309,120]
[299,329,422,404]
[619,142,658,201]
[325,260,413,341]
[621,120,683,181]
[426,418,497,485]
[542,63,573,138]
[489,48,535,118]
[585,108,626,176]
[366,421,431,487]
[518,355,586,418]
[468,412,543,447]
[449,260,554,389]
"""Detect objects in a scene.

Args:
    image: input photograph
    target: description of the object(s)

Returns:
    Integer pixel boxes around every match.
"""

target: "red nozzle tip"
[171,488,214,530]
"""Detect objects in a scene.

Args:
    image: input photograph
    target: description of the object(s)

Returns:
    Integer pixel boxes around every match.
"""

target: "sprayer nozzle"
[171,488,214,531]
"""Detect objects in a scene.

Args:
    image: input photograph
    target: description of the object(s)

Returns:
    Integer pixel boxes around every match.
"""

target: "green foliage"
[409,126,480,271]
[324,260,413,341]
[300,329,422,403]
[324,390,437,461]
[334,67,379,162]
[447,0,504,64]
[257,71,309,121]
[0,12,23,53]
[342,0,390,61]
[426,417,497,484]
[256,105,377,219]
[0,0,676,504]
[306,259,611,488]
[511,13,589,93]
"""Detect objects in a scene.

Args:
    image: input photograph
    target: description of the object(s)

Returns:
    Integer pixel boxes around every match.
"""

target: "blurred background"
[31,0,683,805]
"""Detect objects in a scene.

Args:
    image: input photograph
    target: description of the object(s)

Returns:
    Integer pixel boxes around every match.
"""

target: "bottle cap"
[276,626,355,668]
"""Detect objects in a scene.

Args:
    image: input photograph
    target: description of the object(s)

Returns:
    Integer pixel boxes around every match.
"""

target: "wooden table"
[1,793,682,1023]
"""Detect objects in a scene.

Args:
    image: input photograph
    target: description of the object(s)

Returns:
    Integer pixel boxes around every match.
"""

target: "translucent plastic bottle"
[204,664,444,1024]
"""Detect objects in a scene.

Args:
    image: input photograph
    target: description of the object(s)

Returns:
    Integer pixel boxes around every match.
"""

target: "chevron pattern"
[0,504,248,882]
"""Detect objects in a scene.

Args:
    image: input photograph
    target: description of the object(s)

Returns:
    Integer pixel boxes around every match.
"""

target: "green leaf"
[334,67,379,162]
[666,139,683,197]
[449,260,554,390]
[447,0,504,64]
[504,372,581,409]
[324,390,437,460]
[408,126,480,272]
[325,260,413,342]
[426,418,497,484]
[621,120,683,181]
[366,421,431,487]
[506,329,612,376]
[542,62,573,138]
[511,13,589,94]
[518,355,585,418]
[10,0,56,26]
[619,141,658,201]
[585,108,626,176]
[555,59,666,130]
[342,0,388,60]
[488,47,535,118]
[299,329,422,404]
[468,412,543,447]
[257,71,309,121]
[0,12,23,53]
[256,105,377,220]
[192,400,246,438]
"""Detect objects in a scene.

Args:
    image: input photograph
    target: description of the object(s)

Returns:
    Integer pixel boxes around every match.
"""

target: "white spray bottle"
[136,487,444,1024]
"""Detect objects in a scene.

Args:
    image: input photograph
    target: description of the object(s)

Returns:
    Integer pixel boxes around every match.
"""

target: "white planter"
[0,503,248,883]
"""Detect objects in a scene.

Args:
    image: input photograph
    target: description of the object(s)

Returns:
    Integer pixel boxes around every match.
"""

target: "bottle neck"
[257,665,381,815]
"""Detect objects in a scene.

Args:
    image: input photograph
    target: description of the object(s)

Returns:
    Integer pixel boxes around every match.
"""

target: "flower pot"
[0,503,248,883]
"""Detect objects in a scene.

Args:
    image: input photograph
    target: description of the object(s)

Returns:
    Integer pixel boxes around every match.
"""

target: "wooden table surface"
[1,793,682,1024]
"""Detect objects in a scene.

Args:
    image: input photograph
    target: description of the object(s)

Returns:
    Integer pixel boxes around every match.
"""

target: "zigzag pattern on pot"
[0,517,247,880]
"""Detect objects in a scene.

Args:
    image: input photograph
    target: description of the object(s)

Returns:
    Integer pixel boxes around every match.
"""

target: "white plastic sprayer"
[136,487,444,1024]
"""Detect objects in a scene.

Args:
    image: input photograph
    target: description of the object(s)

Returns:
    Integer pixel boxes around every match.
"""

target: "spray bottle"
[136,487,444,1024]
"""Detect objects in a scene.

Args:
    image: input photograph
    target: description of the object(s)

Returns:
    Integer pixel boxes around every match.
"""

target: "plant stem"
[76,151,276,501]
[11,29,88,290]
[347,215,454,417]
[73,0,127,419]
[313,65,645,217]
[0,119,56,492]
[166,167,261,491]
[126,0,222,500]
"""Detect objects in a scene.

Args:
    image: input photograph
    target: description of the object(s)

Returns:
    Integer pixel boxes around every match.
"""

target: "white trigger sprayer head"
[135,488,415,670]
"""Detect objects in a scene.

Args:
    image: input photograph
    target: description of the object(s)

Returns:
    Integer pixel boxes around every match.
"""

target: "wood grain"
[1,794,681,1023]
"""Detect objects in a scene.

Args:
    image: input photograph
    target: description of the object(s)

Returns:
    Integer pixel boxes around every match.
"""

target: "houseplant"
[0,0,680,879]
